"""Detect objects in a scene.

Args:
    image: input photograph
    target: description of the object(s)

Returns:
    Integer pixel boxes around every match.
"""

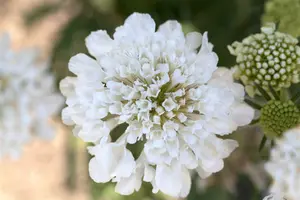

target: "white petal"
[127,133,139,144]
[85,30,114,58]
[144,165,155,182]
[114,13,155,41]
[109,103,122,114]
[88,143,124,182]
[86,107,108,120]
[61,107,75,125]
[199,32,214,54]
[59,77,76,97]
[72,125,81,137]
[230,103,254,126]
[124,13,155,32]
[79,121,110,142]
[201,159,224,173]
[180,148,198,169]
[196,165,212,179]
[162,97,177,112]
[89,157,111,183]
[179,167,191,198]
[210,67,229,78]
[99,56,117,76]
[69,53,105,81]
[204,118,237,135]
[115,173,142,195]
[114,149,136,178]
[158,20,184,40]
[166,138,179,157]
[155,164,182,197]
[218,139,239,158]
[192,33,218,83]
[186,32,202,49]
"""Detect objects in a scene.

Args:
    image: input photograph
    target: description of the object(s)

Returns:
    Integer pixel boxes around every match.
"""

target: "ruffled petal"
[88,143,125,182]
[179,167,192,198]
[115,173,142,195]
[144,165,155,182]
[192,33,218,84]
[230,103,255,126]
[218,139,239,158]
[85,30,114,58]
[158,20,185,41]
[68,53,105,81]
[155,164,182,197]
[114,13,155,41]
[186,32,202,49]
[196,165,212,179]
[89,157,111,183]
[114,149,136,178]
[201,159,224,173]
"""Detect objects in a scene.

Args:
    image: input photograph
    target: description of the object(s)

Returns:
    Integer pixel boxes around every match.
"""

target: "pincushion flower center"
[260,100,300,137]
[112,67,201,127]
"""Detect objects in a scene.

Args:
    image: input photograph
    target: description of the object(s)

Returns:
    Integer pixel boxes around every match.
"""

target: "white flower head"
[0,33,63,159]
[60,12,254,197]
[265,127,300,200]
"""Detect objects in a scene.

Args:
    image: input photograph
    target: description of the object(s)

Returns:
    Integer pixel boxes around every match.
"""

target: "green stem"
[280,88,290,102]
[259,135,267,152]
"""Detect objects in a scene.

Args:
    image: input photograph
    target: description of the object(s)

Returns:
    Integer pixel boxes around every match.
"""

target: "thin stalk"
[255,83,271,101]
[268,84,280,100]
[280,88,290,102]
[259,135,267,152]
[244,98,263,110]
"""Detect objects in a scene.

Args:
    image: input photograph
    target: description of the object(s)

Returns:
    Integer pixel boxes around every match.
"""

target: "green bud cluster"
[260,100,300,138]
[228,23,300,97]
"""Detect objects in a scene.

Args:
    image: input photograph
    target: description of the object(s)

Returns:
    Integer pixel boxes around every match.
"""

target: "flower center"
[108,59,204,132]
[117,77,199,125]
[260,100,300,138]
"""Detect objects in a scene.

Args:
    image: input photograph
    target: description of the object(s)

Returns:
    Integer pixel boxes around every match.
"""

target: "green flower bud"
[260,100,300,138]
[228,23,300,97]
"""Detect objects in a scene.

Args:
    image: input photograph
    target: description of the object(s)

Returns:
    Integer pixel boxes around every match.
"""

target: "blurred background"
[0,0,291,199]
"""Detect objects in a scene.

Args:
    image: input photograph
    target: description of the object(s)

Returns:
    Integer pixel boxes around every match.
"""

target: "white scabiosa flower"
[0,34,63,159]
[60,12,254,197]
[265,127,300,200]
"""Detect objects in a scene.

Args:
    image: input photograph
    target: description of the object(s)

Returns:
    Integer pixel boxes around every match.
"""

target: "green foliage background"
[24,0,276,199]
